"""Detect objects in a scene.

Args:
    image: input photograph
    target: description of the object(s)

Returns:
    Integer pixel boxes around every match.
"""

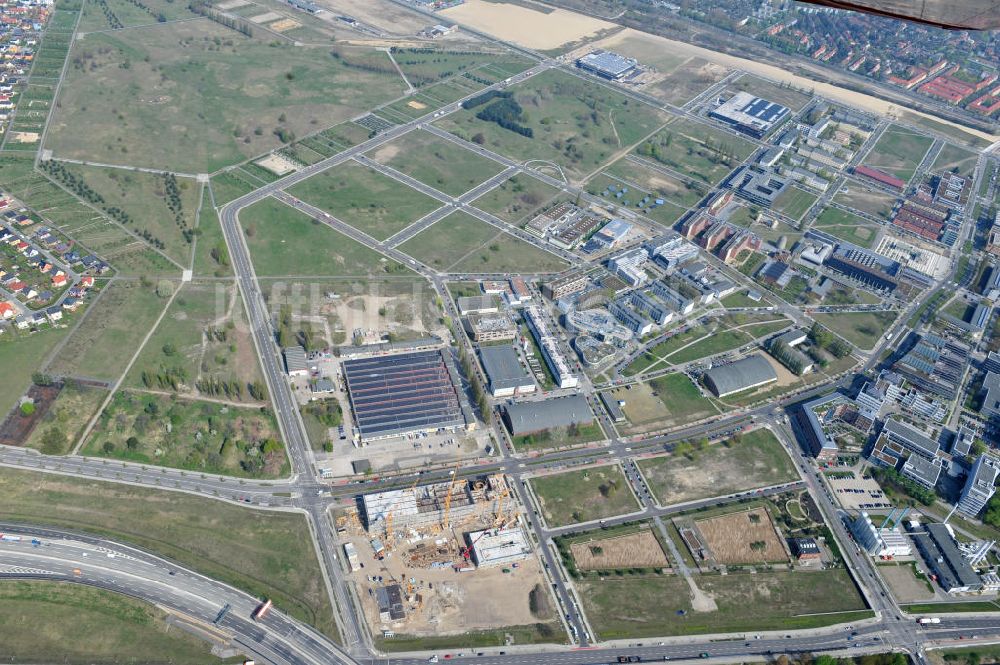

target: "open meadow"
[530,464,639,527]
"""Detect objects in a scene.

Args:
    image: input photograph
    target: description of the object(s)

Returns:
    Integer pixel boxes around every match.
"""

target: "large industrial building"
[575,50,639,80]
[702,354,778,397]
[709,91,790,138]
[502,395,594,437]
[478,345,536,397]
[341,349,472,442]
[912,523,983,593]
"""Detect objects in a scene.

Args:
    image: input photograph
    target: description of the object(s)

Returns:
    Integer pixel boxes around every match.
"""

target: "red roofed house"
[51,271,67,287]
[0,301,14,319]
[854,165,906,192]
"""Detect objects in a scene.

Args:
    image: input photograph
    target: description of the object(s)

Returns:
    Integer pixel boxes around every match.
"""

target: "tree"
[162,342,176,356]
[126,436,140,451]
[102,441,116,454]
[40,427,67,455]
[19,402,35,417]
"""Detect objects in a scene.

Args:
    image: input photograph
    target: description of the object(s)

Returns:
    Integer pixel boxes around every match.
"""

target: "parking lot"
[827,474,890,511]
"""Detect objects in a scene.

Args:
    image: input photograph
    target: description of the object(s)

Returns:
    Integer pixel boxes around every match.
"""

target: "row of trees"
[868,466,936,506]
[461,89,511,111]
[188,1,253,37]
[161,173,192,241]
[95,0,123,29]
[809,323,852,359]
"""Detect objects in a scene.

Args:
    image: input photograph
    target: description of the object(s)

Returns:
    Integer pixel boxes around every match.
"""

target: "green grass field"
[53,164,200,265]
[578,569,869,639]
[0,581,239,665]
[512,421,605,451]
[367,129,505,197]
[0,466,338,641]
[47,280,169,383]
[813,206,881,249]
[813,310,897,351]
[586,172,690,227]
[730,75,813,112]
[632,117,756,185]
[47,20,405,172]
[22,381,108,455]
[397,211,568,273]
[0,327,71,421]
[471,173,562,225]
[83,390,289,478]
[638,428,797,505]
[78,0,199,31]
[288,160,441,241]
[931,143,980,178]
[438,69,667,182]
[863,126,934,183]
[530,465,639,527]
[608,374,719,433]
[240,197,407,276]
[772,186,818,221]
[603,157,708,208]
[123,281,267,400]
[831,187,897,220]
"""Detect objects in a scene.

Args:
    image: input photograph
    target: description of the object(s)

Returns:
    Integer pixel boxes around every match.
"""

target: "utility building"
[703,355,778,397]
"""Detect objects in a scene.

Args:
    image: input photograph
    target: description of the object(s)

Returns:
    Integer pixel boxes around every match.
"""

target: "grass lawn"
[813,206,881,249]
[471,173,562,225]
[609,374,719,432]
[931,143,979,178]
[863,126,934,183]
[772,186,818,221]
[123,282,266,403]
[639,428,796,505]
[53,156,200,266]
[730,75,813,112]
[0,467,338,641]
[530,464,639,527]
[585,171,689,227]
[47,280,168,383]
[0,581,240,665]
[367,129,505,197]
[901,601,1000,614]
[210,171,258,207]
[832,186,897,220]
[603,157,708,208]
[721,291,767,308]
[47,20,405,172]
[78,0,199,31]
[0,327,71,421]
[813,310,897,351]
[512,421,605,452]
[288,160,441,241]
[83,390,289,478]
[192,206,232,278]
[437,69,667,182]
[240,197,407,276]
[632,116,756,185]
[22,381,108,455]
[375,623,564,652]
[397,211,568,273]
[578,569,869,639]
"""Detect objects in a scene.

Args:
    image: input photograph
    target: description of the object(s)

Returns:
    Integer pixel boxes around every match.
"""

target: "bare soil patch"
[695,507,788,565]
[440,0,613,50]
[0,384,61,446]
[570,530,669,570]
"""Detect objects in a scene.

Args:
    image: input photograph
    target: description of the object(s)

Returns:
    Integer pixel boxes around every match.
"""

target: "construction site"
[336,473,556,639]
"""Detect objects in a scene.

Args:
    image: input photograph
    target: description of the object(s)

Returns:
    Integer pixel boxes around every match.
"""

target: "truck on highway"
[252,598,272,621]
[0,533,23,542]
[918,617,941,624]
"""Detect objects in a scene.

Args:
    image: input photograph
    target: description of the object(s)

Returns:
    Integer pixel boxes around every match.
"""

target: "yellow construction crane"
[384,477,421,551]
[442,461,462,530]
[492,486,511,528]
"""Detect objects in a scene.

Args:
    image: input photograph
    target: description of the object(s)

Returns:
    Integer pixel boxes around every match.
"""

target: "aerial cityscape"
[0,0,997,664]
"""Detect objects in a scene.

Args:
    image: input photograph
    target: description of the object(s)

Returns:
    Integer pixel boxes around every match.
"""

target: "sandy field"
[407,100,428,110]
[256,153,299,175]
[317,0,433,34]
[696,507,788,565]
[7,132,40,143]
[880,564,935,603]
[269,18,301,31]
[588,28,999,144]
[441,0,614,50]
[570,529,669,570]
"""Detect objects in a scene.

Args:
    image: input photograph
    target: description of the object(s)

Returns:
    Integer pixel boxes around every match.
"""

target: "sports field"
[398,211,568,273]
[288,161,441,241]
[438,69,667,182]
[367,129,505,197]
[239,197,408,275]
[863,126,934,183]
[638,428,796,506]
[530,464,640,527]
[578,569,869,639]
[47,20,405,172]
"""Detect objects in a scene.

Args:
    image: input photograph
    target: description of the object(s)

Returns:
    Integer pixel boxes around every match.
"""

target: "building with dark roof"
[793,393,841,461]
[709,91,790,138]
[342,349,470,442]
[726,166,790,208]
[894,334,969,400]
[478,345,535,397]
[912,523,982,593]
[283,346,309,377]
[702,354,778,397]
[502,395,594,436]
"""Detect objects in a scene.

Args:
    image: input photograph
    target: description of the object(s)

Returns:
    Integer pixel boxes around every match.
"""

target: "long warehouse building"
[342,349,472,442]
[703,354,778,397]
